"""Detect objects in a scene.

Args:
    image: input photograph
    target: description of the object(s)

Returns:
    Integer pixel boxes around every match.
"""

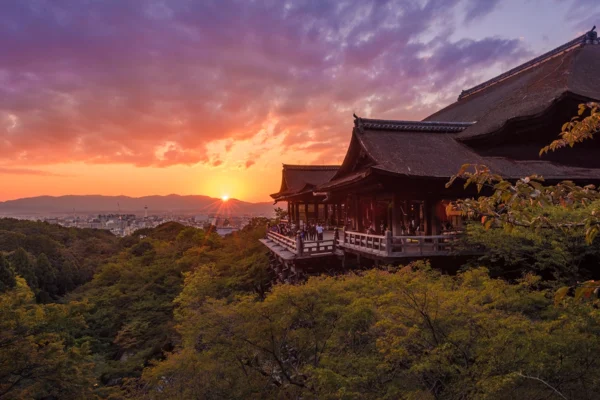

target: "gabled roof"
[425,27,600,140]
[317,116,600,192]
[320,119,479,191]
[271,164,339,201]
[354,118,480,178]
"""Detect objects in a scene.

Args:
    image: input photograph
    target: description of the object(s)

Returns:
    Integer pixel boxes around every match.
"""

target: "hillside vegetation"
[0,216,600,399]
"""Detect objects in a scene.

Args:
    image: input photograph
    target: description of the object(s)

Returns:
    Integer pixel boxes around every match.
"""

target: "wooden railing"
[342,231,390,254]
[267,229,461,258]
[267,231,297,253]
[302,238,336,255]
[391,234,459,255]
[338,230,460,257]
[266,231,336,257]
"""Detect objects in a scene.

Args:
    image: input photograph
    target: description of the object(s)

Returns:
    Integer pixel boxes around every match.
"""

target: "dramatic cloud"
[0,0,535,168]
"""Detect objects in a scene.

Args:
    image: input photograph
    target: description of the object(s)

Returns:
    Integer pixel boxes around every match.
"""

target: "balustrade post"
[296,233,304,256]
[343,226,347,244]
[333,227,339,251]
[385,229,393,256]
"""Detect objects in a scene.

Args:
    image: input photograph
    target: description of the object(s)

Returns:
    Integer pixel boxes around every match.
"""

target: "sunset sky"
[1,0,598,202]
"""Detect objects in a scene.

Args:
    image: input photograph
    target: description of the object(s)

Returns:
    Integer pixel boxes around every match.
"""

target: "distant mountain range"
[0,194,279,216]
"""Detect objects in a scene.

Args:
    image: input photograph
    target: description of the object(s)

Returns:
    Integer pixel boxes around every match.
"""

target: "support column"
[357,196,363,232]
[424,199,432,236]
[352,195,360,231]
[295,203,300,224]
[332,204,337,226]
[324,203,329,225]
[304,203,308,225]
[392,194,402,236]
[287,202,291,222]
[430,199,440,236]
[367,197,372,232]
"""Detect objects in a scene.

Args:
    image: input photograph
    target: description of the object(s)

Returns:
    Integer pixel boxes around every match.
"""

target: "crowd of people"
[268,221,326,241]
[269,219,457,240]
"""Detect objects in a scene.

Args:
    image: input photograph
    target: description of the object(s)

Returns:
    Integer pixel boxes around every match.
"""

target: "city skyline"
[1,0,598,202]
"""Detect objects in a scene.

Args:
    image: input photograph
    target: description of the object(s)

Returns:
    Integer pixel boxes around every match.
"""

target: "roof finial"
[353,113,363,127]
[585,25,598,44]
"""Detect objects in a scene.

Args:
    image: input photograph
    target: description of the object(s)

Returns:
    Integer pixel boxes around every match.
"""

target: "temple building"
[261,27,600,277]
[270,164,343,227]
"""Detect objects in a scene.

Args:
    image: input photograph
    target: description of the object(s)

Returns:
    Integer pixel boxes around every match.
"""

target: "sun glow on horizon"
[221,195,229,201]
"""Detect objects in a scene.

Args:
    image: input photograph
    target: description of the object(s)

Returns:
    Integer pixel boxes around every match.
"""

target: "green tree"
[459,213,600,283]
[0,254,16,293]
[140,264,600,399]
[8,248,37,290]
[35,253,57,301]
[0,278,97,399]
[274,206,288,221]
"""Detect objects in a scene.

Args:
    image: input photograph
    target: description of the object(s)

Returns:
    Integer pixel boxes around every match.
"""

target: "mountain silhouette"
[0,194,279,216]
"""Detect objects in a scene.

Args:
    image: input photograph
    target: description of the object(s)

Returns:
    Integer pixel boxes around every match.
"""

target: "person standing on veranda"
[316,223,324,241]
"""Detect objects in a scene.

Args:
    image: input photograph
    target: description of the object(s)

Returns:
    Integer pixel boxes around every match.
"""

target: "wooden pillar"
[324,203,329,225]
[304,203,308,224]
[367,197,372,232]
[424,199,432,236]
[296,233,303,256]
[287,202,291,221]
[294,203,300,224]
[430,199,440,236]
[353,195,361,231]
[332,204,337,226]
[385,229,393,256]
[357,196,365,232]
[392,194,402,236]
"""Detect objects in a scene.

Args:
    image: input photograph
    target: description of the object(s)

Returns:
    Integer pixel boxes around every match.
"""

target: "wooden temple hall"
[262,27,600,275]
[270,165,344,226]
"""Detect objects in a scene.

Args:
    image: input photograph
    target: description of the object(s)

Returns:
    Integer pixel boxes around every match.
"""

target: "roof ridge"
[458,26,599,101]
[354,116,475,133]
[282,164,340,170]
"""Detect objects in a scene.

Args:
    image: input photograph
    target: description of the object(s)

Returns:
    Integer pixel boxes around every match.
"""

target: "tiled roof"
[425,26,600,140]
[458,27,598,100]
[271,164,340,200]
[354,117,474,133]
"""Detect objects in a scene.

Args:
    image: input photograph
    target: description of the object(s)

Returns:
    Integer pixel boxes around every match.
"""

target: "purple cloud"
[0,0,531,167]
[463,0,502,22]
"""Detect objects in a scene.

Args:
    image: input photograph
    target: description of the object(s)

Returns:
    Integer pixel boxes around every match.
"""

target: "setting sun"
[221,195,229,202]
